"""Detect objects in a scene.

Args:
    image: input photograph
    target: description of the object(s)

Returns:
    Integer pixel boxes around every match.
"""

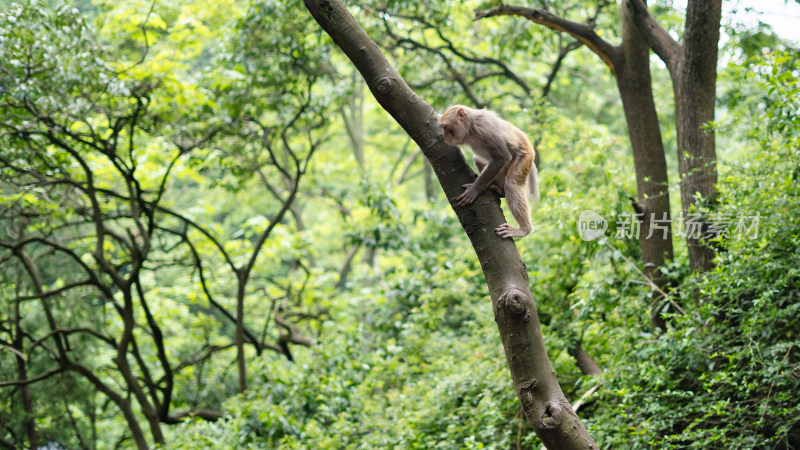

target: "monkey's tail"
[528,164,540,203]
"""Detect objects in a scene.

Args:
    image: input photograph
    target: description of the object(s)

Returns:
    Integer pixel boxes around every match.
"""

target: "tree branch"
[275,310,316,348]
[14,280,95,301]
[0,367,65,387]
[474,4,621,75]
[379,11,530,105]
[63,359,149,449]
[542,37,583,98]
[625,0,681,72]
[156,225,264,351]
[165,409,224,423]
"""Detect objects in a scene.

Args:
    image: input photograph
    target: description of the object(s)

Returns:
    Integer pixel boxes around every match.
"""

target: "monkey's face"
[439,116,466,146]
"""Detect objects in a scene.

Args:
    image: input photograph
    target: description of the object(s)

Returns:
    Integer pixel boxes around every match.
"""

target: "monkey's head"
[438,105,470,146]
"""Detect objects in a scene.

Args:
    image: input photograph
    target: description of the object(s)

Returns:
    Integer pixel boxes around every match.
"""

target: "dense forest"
[1,0,798,448]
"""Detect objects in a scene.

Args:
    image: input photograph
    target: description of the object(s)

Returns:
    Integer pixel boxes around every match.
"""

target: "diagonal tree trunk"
[303,1,597,447]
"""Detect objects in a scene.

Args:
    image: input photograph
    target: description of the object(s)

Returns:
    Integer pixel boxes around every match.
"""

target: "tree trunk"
[13,329,37,449]
[236,275,247,392]
[627,0,722,273]
[303,1,597,447]
[619,0,674,329]
[341,70,366,168]
[568,341,602,376]
[64,361,150,450]
[674,0,721,272]
[335,243,361,290]
[424,159,436,202]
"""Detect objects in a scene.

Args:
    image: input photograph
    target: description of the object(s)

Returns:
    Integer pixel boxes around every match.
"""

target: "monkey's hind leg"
[495,166,533,239]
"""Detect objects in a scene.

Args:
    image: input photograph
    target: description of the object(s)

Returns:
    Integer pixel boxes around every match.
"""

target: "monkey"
[438,105,539,239]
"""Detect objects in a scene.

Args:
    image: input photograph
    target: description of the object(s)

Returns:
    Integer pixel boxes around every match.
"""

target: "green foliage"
[167,223,527,448]
[586,49,800,449]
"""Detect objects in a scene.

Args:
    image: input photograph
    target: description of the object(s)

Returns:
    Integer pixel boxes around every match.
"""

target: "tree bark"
[64,361,149,450]
[423,159,436,202]
[627,0,722,272]
[303,1,597,447]
[236,274,247,392]
[568,341,602,376]
[13,320,38,449]
[341,70,366,168]
[673,0,721,272]
[618,0,674,329]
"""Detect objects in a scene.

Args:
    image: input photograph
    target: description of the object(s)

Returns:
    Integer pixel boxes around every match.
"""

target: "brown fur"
[439,105,539,239]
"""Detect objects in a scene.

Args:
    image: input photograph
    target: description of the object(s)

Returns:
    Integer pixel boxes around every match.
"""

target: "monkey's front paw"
[456,184,479,206]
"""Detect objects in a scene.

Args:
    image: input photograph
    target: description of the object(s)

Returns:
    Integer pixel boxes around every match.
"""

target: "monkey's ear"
[456,107,466,120]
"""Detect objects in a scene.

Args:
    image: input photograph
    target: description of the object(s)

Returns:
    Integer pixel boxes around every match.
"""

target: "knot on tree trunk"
[515,377,538,420]
[539,400,564,429]
[374,76,395,94]
[515,377,537,392]
[495,287,532,322]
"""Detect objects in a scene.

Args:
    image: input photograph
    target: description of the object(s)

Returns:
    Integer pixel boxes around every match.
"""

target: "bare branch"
[0,367,65,387]
[275,310,316,348]
[379,12,529,105]
[165,409,225,423]
[624,0,680,72]
[155,225,264,350]
[29,328,115,355]
[0,236,117,302]
[14,280,95,302]
[474,4,621,75]
[542,39,583,98]
[169,344,235,376]
[116,0,157,73]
